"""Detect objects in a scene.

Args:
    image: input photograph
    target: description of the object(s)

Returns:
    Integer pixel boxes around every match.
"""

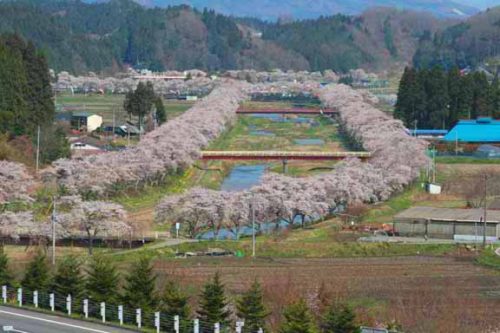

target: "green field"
[209,114,344,152]
[56,93,194,125]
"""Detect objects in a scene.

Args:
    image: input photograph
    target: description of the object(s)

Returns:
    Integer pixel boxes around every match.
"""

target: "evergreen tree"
[0,40,28,135]
[86,255,120,304]
[124,81,156,131]
[425,66,449,129]
[160,280,190,332]
[155,97,167,125]
[0,250,12,287]
[236,280,269,333]
[492,73,500,118]
[458,73,474,119]
[394,67,415,126]
[447,67,462,125]
[471,72,490,118]
[320,303,359,333]
[280,299,314,333]
[197,272,231,328]
[21,252,50,291]
[122,256,157,311]
[51,255,84,299]
[39,124,70,164]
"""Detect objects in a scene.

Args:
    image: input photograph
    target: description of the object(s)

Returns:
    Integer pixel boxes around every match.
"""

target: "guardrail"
[201,150,371,160]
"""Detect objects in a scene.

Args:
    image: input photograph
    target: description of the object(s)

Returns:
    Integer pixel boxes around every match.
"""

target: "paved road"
[0,306,136,333]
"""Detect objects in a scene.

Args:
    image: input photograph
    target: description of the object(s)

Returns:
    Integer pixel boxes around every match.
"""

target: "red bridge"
[236,108,337,115]
[201,151,371,161]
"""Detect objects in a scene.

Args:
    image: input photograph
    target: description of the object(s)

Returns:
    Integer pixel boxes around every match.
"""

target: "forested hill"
[413,6,500,69]
[0,0,448,73]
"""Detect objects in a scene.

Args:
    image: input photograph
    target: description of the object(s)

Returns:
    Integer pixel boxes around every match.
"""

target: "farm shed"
[71,112,103,132]
[393,206,500,241]
[443,117,500,143]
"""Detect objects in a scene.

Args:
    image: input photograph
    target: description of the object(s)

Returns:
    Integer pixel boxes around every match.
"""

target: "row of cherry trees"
[1,80,249,242]
[1,80,427,241]
[0,195,129,253]
[52,81,249,196]
[155,83,429,236]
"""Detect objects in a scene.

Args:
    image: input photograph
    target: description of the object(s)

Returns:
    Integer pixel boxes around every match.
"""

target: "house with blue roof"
[443,118,500,143]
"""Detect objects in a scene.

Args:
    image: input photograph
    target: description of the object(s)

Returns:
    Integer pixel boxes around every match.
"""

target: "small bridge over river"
[201,151,371,161]
[236,108,337,115]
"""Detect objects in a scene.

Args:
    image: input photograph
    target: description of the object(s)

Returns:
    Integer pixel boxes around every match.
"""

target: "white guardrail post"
[236,321,244,333]
[100,302,106,323]
[118,305,123,325]
[2,286,6,304]
[66,295,72,315]
[83,299,88,318]
[33,291,38,308]
[136,308,142,329]
[155,312,161,333]
[49,293,55,312]
[16,288,22,307]
[174,315,180,333]
[193,319,199,333]
[214,322,220,333]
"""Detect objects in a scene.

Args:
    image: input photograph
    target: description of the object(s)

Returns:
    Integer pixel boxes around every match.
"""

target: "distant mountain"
[454,0,500,10]
[413,6,500,69]
[0,0,452,73]
[85,0,481,20]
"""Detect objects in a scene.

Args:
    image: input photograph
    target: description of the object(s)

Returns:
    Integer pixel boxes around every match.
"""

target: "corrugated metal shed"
[443,118,500,143]
[394,206,500,223]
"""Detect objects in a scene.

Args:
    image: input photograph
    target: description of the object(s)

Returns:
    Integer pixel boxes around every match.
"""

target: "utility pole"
[35,125,40,173]
[251,195,256,258]
[51,196,57,266]
[483,174,488,248]
[112,107,116,140]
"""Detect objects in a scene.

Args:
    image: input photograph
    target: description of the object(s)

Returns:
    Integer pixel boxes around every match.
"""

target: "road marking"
[0,309,112,333]
[3,326,30,333]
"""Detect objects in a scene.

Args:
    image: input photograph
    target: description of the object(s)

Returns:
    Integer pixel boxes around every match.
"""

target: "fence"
[1,285,261,333]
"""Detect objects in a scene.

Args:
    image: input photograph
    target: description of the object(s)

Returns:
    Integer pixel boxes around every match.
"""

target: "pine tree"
[236,280,269,333]
[197,272,231,328]
[21,252,50,291]
[425,66,449,129]
[86,255,120,304]
[155,97,167,125]
[447,67,462,125]
[51,255,84,299]
[161,280,190,332]
[280,299,314,333]
[320,303,359,333]
[0,250,12,287]
[122,256,157,311]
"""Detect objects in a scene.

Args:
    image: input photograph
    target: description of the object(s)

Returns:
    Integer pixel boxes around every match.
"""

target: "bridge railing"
[201,150,371,158]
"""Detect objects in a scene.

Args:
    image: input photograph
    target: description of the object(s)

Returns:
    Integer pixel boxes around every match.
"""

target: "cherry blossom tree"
[57,198,129,254]
[0,161,34,204]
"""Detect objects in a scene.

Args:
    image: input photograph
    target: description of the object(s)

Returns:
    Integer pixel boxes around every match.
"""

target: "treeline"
[0,34,69,164]
[262,15,372,73]
[395,66,500,129]
[0,0,445,74]
[413,7,500,70]
[0,251,372,332]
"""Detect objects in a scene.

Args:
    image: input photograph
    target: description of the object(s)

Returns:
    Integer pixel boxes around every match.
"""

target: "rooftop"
[72,111,100,118]
[394,206,500,223]
[443,117,500,143]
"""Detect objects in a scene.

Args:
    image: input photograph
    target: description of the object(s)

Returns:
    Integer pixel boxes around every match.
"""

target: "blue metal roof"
[443,118,500,142]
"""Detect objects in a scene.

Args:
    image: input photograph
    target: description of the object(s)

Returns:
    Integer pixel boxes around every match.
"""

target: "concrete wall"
[394,220,498,239]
